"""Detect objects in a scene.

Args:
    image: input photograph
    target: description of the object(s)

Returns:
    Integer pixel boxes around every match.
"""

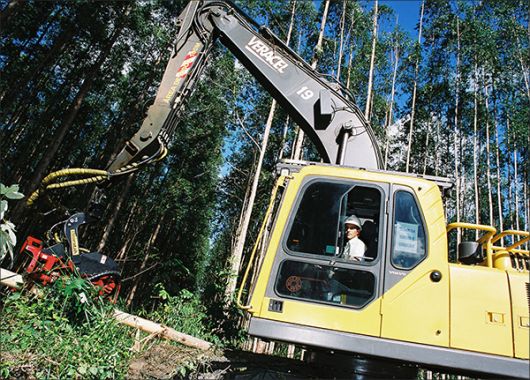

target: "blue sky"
[312,0,422,37]
[380,0,422,37]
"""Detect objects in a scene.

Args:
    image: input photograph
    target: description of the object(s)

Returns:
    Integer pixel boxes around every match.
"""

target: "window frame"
[282,177,385,266]
[389,189,428,270]
[274,258,378,309]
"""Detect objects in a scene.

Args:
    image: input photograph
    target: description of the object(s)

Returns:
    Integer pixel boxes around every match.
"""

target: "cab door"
[380,185,449,347]
[254,176,389,338]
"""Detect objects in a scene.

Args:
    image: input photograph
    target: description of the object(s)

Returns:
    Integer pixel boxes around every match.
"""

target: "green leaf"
[0,231,8,258]
[0,222,17,245]
[9,292,21,301]
[5,191,24,200]
[0,184,23,199]
[0,184,17,195]
[89,367,99,376]
[78,365,87,375]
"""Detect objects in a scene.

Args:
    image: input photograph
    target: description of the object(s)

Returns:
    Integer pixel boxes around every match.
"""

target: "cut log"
[0,268,24,288]
[112,309,212,351]
[0,268,213,351]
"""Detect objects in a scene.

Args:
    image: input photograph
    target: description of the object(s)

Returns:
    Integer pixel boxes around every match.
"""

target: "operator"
[342,215,366,261]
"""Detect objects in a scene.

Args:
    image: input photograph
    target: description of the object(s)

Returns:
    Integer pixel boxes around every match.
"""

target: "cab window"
[286,181,382,262]
[391,191,427,269]
[286,182,350,256]
[275,260,376,307]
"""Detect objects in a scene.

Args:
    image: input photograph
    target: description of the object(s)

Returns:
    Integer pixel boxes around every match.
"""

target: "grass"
[0,278,231,379]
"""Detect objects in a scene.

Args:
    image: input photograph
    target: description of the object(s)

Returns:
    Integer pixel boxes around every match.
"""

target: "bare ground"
[126,344,320,379]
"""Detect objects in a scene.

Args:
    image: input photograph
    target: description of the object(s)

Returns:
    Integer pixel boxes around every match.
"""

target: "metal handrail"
[491,230,529,252]
[446,222,497,267]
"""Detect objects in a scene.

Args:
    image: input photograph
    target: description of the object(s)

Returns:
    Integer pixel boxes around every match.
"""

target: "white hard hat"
[344,215,361,229]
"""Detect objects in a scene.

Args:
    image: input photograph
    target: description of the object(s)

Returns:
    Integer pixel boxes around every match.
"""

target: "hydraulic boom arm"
[108,0,382,174]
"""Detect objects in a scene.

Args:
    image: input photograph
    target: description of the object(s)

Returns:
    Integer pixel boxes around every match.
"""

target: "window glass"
[286,181,381,262]
[287,182,351,256]
[275,260,375,307]
[391,191,427,269]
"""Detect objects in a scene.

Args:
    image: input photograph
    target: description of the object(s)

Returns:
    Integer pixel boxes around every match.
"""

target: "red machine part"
[19,236,120,302]
[20,236,73,285]
[91,275,121,303]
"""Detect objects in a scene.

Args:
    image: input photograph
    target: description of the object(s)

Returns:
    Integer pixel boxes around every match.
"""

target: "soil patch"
[127,343,220,379]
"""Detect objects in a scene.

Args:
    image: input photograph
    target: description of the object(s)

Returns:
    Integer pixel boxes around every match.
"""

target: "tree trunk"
[513,148,520,231]
[491,83,503,239]
[523,168,530,235]
[346,43,354,91]
[434,114,440,176]
[453,17,461,242]
[126,220,162,307]
[364,0,378,121]
[483,80,494,227]
[384,20,400,170]
[514,32,530,103]
[422,129,430,175]
[20,14,127,201]
[473,61,480,236]
[225,103,275,300]
[292,0,330,160]
[345,2,358,90]
[97,174,135,252]
[115,229,139,262]
[405,0,424,173]
[336,0,347,81]
[278,114,291,160]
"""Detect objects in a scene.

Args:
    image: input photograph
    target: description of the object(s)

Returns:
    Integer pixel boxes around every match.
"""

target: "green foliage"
[0,276,236,378]
[0,183,24,265]
[0,278,134,379]
[149,285,229,347]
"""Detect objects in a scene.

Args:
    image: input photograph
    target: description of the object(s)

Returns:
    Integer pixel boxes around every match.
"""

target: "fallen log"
[113,310,212,351]
[0,267,212,351]
[0,268,24,289]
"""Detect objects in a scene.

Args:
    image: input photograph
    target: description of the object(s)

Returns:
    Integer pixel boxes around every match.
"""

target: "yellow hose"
[41,168,108,187]
[26,146,167,206]
[27,168,110,206]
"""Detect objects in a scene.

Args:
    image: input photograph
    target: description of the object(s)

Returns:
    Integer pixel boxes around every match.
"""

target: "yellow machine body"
[243,163,529,378]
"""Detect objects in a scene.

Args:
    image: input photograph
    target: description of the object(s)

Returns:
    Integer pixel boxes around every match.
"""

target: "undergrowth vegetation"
[1,278,132,378]
[0,278,232,379]
[148,285,223,347]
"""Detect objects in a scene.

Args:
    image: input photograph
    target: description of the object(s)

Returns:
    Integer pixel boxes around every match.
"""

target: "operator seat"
[360,220,378,259]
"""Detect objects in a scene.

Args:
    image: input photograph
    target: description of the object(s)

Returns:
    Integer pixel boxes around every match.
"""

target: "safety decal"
[164,42,202,103]
[176,50,198,78]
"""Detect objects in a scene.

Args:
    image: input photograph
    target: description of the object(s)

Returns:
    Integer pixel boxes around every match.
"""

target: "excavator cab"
[239,162,528,378]
[243,163,448,363]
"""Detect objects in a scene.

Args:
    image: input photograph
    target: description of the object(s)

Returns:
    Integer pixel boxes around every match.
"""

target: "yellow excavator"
[29,1,528,377]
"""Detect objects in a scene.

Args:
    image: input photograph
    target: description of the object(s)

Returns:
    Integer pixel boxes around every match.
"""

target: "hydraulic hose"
[26,168,109,206]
